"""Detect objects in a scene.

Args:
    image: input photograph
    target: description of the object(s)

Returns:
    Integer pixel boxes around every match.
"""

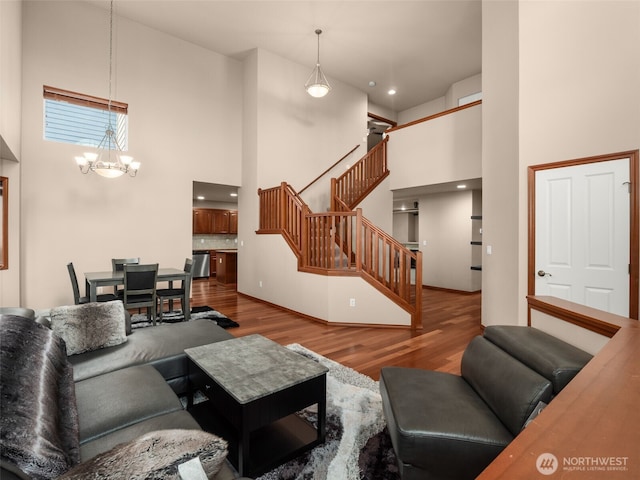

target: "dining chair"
[67,262,118,305]
[111,257,140,295]
[118,263,159,325]
[156,258,193,323]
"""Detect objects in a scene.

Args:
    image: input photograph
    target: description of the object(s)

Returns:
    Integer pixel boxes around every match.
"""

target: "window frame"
[43,85,128,115]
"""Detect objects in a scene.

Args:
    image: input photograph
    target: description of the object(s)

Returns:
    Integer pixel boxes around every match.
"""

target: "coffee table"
[185,334,328,477]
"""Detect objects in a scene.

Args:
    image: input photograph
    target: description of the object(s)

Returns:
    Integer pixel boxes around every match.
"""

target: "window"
[458,91,482,107]
[43,85,128,150]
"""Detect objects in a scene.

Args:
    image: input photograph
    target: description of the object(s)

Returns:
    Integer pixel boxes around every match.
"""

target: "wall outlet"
[486,245,492,255]
[259,280,263,288]
[349,298,356,307]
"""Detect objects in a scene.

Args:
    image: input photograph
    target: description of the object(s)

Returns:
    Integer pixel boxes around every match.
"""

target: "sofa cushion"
[0,315,80,479]
[483,325,593,394]
[50,301,127,356]
[380,366,512,479]
[69,319,234,390]
[59,429,227,480]
[79,411,201,462]
[461,336,553,436]
[74,364,183,445]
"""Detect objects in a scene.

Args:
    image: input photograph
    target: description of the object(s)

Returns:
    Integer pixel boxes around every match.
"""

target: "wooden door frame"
[527,150,639,320]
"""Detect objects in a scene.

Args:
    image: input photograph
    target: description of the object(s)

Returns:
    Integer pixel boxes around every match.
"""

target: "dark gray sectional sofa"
[0,304,250,480]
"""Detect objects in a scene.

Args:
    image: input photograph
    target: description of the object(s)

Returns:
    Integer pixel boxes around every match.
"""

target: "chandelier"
[305,29,331,98]
[75,0,139,178]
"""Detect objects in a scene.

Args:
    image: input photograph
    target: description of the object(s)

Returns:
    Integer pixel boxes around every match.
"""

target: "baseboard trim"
[423,285,482,295]
[237,291,412,330]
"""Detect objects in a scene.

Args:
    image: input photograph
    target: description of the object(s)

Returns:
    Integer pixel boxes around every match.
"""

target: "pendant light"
[305,29,331,98]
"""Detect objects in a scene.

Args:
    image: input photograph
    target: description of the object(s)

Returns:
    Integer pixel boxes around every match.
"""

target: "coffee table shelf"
[190,402,322,476]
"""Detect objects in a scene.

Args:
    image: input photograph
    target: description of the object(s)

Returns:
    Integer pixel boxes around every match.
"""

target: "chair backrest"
[112,257,141,272]
[67,262,82,305]
[461,336,553,436]
[184,258,194,278]
[123,263,158,306]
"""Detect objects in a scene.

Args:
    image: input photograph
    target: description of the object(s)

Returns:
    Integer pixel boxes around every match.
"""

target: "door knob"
[537,270,552,277]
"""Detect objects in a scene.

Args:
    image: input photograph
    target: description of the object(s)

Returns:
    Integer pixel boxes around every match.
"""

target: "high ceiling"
[88,0,482,113]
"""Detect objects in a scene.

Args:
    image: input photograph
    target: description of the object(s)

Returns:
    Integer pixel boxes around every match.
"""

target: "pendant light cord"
[316,29,322,66]
[108,0,114,115]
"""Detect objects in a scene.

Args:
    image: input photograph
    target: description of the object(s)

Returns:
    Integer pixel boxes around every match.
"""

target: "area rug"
[130,306,239,330]
[255,344,400,480]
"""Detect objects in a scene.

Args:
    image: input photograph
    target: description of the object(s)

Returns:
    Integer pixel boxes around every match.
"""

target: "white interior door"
[535,158,630,316]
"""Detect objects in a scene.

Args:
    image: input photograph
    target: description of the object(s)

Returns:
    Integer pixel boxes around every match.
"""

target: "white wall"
[20,1,243,308]
[482,0,640,329]
[0,0,22,306]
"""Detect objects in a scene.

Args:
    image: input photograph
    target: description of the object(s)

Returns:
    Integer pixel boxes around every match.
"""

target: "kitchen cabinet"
[216,250,237,284]
[193,209,212,234]
[229,211,238,234]
[211,210,230,233]
[192,209,238,234]
[209,251,217,277]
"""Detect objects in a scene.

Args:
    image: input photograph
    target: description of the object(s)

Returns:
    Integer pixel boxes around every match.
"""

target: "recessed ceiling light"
[388,89,397,95]
[197,195,205,200]
[457,184,467,189]
[230,193,238,197]
[368,81,376,87]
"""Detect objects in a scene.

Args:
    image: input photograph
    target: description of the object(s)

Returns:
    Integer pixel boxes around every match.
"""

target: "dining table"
[84,267,191,321]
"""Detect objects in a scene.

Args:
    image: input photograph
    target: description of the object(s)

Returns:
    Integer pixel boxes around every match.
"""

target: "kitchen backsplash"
[193,234,238,250]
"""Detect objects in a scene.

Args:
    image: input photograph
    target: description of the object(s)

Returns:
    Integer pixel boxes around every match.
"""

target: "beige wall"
[20,1,243,308]
[0,0,22,306]
[388,102,482,190]
[482,0,640,328]
[419,190,480,292]
[481,0,521,326]
[236,48,409,326]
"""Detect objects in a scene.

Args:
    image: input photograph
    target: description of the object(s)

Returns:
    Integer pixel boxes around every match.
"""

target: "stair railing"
[331,137,390,211]
[258,182,422,328]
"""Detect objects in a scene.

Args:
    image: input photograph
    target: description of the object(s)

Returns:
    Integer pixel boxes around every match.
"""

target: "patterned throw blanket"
[0,315,80,479]
[257,344,399,480]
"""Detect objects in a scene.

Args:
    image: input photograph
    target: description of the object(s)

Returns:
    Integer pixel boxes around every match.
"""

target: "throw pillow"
[58,429,228,480]
[50,301,127,356]
[0,315,80,479]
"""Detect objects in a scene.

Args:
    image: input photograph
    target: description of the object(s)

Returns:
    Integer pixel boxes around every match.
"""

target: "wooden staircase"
[257,138,422,329]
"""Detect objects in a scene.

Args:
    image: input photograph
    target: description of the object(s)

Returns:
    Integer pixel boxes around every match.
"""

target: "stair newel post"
[330,177,337,212]
[355,208,363,272]
[279,182,288,232]
[257,188,263,230]
[301,204,310,268]
[413,250,423,329]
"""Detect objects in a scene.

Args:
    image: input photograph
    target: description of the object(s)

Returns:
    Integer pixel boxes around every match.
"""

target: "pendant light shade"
[305,29,331,98]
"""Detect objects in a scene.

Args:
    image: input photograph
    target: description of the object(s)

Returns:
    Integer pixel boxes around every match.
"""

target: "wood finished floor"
[188,277,482,381]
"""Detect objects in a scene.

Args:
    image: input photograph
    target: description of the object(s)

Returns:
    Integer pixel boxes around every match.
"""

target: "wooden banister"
[331,137,389,211]
[257,134,422,329]
[386,99,482,133]
[258,183,422,328]
[298,144,360,195]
